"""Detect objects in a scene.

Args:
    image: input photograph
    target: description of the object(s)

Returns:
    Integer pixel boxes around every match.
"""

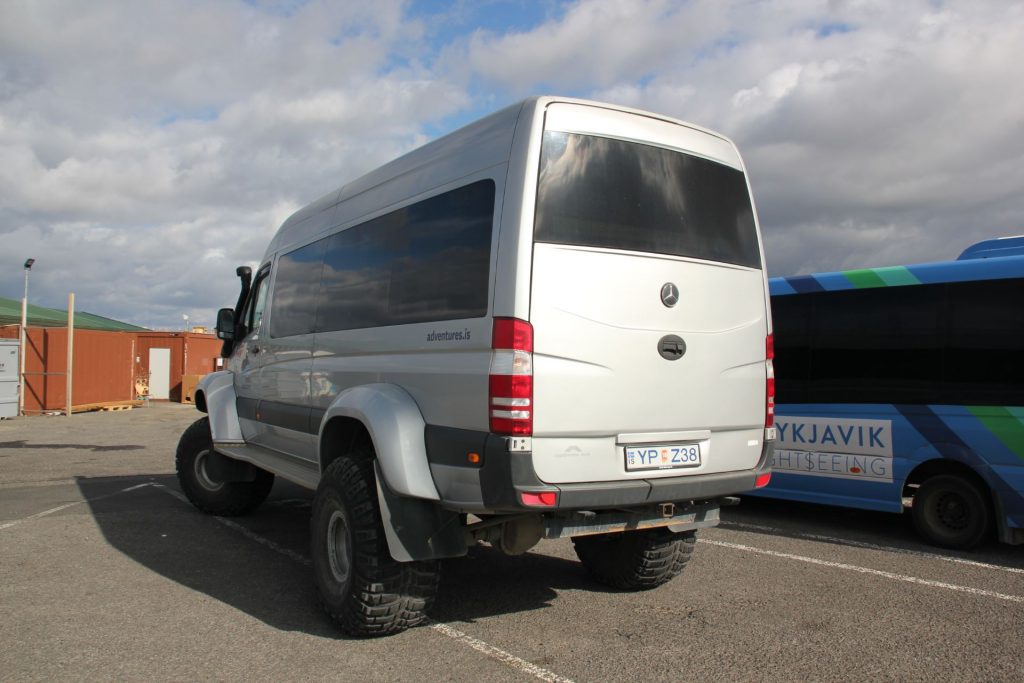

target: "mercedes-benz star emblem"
[661,282,679,308]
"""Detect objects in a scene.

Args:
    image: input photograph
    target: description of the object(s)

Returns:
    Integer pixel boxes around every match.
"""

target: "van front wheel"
[572,528,696,590]
[175,417,274,516]
[311,454,439,637]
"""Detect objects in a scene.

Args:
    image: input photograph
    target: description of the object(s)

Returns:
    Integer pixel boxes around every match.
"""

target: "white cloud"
[731,63,808,116]
[444,0,723,93]
[2,0,1024,329]
[0,0,465,327]
[452,0,1024,274]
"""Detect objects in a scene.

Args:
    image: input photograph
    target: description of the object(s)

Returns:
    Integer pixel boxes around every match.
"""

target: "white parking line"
[0,482,153,531]
[429,622,575,683]
[151,484,574,683]
[700,538,1024,604]
[720,521,1024,575]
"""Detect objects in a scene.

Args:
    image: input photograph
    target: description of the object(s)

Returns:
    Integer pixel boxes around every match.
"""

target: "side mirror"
[215,308,236,340]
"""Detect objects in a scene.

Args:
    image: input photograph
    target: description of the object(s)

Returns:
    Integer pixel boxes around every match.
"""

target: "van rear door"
[529,104,769,484]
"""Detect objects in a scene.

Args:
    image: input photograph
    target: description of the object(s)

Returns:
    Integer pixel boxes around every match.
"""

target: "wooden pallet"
[70,400,145,414]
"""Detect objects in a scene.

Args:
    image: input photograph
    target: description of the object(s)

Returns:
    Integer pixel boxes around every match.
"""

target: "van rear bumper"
[425,425,774,513]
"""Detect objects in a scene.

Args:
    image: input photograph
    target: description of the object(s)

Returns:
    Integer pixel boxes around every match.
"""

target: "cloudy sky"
[2,0,1023,329]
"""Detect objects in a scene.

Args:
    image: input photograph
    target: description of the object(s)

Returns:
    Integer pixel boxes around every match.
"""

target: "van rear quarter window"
[534,131,760,268]
[269,179,495,338]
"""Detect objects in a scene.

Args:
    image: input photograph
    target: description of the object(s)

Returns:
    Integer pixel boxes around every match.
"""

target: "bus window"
[760,255,1024,550]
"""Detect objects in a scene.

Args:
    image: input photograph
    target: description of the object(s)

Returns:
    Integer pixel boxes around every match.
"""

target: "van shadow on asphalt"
[76,474,605,639]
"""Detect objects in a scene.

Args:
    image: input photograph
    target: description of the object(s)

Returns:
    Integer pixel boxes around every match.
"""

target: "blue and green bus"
[753,237,1024,549]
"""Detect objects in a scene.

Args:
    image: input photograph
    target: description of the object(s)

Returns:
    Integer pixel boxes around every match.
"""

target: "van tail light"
[755,472,772,488]
[490,318,533,435]
[765,334,776,435]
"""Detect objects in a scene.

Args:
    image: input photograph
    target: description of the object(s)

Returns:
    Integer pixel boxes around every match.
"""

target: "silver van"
[177,96,775,637]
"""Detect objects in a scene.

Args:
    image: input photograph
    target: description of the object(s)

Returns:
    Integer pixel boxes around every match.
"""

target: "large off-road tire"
[912,474,992,550]
[175,417,274,516]
[311,453,440,637]
[573,528,696,590]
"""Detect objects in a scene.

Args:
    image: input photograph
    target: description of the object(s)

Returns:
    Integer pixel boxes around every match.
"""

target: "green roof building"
[0,296,147,332]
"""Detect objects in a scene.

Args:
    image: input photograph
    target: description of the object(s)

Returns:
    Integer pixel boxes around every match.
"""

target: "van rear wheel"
[175,417,274,516]
[311,453,439,637]
[572,528,696,590]
[912,474,991,550]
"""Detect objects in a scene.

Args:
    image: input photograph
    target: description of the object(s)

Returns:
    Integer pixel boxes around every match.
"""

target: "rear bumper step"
[543,500,721,539]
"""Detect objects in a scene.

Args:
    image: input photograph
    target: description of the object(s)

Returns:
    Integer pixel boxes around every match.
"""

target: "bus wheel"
[912,474,991,550]
[310,453,439,637]
[572,528,696,590]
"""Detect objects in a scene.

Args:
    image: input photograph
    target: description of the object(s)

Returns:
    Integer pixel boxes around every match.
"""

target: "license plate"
[625,444,701,471]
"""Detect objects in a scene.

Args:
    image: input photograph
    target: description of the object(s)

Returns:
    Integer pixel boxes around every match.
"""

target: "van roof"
[264,99,528,257]
[263,96,735,259]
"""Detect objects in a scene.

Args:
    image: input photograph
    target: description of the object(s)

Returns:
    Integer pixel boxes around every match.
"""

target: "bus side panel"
[932,405,1024,529]
[753,403,1024,531]
[751,471,904,513]
[750,404,911,512]
[992,465,1024,529]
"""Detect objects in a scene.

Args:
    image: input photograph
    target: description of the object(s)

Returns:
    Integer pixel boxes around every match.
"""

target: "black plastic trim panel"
[236,398,319,435]
[425,424,776,513]
[236,397,258,421]
[425,425,488,467]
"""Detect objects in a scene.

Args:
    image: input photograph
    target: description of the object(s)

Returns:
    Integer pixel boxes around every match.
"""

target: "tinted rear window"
[535,131,761,268]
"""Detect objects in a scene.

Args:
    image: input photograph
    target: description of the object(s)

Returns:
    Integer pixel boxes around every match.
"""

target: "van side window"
[269,179,494,338]
[247,273,270,333]
[238,270,271,338]
[317,179,494,332]
[269,240,326,338]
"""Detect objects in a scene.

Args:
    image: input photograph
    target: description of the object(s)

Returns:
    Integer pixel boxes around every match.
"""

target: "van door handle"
[249,344,262,354]
[658,335,686,361]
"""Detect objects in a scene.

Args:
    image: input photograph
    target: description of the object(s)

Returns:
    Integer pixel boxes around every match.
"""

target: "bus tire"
[572,528,696,590]
[912,474,991,550]
[175,417,274,516]
[311,453,439,637]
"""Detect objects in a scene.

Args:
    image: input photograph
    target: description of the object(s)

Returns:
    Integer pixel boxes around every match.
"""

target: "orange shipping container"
[0,326,136,413]
[0,326,223,411]
[134,332,221,402]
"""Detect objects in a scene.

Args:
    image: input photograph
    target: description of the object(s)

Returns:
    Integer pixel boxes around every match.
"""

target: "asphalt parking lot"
[2,403,1022,682]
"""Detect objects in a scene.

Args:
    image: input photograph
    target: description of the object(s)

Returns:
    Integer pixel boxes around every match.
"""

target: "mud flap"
[375,462,467,562]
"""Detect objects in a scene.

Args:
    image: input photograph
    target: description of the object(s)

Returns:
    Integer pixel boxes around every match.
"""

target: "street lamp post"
[19,258,35,417]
